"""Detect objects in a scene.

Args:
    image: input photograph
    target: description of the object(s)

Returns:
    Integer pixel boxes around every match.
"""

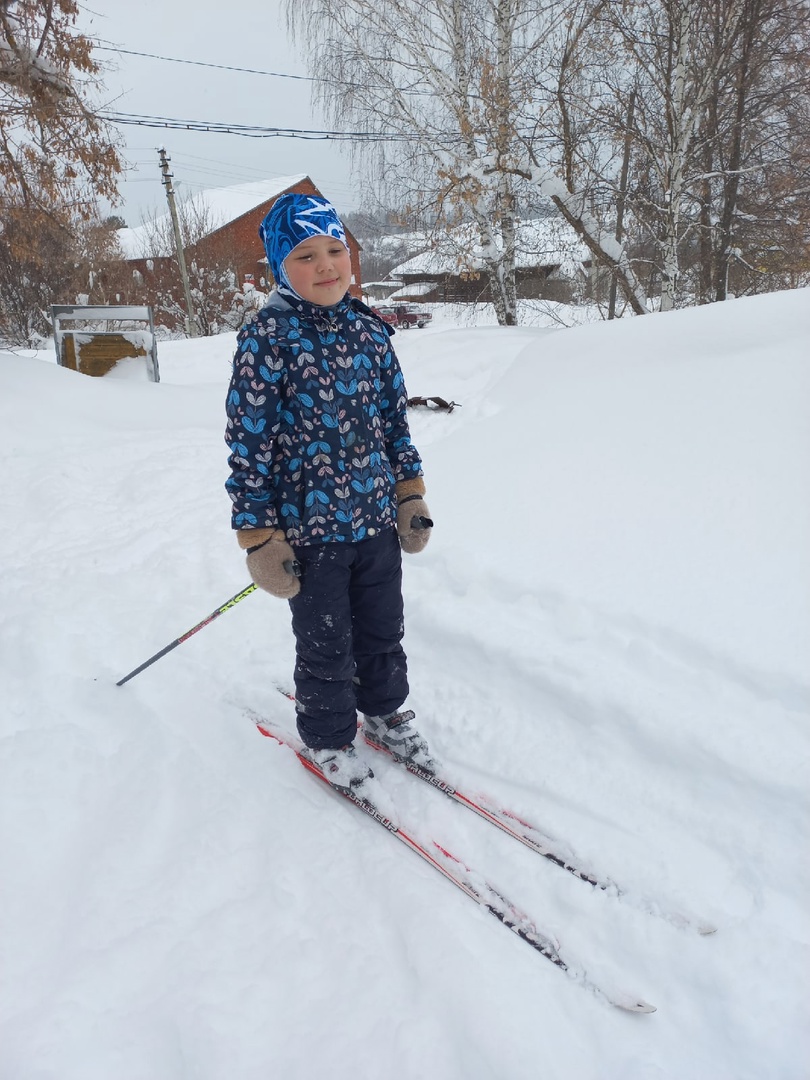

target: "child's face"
[283,234,352,306]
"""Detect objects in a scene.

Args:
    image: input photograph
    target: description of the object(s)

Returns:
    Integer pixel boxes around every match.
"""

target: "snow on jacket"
[225,290,423,545]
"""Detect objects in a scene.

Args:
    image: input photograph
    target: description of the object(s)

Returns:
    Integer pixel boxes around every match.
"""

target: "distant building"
[361,280,404,302]
[118,175,363,298]
[387,218,590,304]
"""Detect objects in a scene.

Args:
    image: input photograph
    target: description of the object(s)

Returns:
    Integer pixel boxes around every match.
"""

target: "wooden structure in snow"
[51,305,160,382]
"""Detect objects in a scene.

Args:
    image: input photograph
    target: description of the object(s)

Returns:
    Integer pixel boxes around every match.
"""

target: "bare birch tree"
[600,0,810,307]
[596,1,730,310]
[695,0,810,300]
[286,0,649,323]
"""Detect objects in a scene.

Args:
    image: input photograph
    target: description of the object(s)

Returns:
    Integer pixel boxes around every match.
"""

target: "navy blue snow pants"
[288,527,409,750]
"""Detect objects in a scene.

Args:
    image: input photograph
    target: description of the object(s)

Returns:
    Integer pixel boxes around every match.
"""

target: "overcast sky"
[77,0,358,226]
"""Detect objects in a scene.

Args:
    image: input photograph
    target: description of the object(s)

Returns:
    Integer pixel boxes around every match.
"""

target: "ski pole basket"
[51,304,160,382]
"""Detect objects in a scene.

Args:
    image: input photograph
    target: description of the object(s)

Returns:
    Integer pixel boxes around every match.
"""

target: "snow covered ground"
[1,290,808,1079]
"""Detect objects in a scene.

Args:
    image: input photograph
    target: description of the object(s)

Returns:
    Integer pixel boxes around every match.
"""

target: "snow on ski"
[267,687,715,936]
[254,715,656,1014]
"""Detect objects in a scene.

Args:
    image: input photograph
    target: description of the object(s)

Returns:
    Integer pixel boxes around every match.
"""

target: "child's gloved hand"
[238,528,301,598]
[396,479,432,554]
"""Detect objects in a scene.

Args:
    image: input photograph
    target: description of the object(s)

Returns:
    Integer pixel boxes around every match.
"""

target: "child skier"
[225,192,436,802]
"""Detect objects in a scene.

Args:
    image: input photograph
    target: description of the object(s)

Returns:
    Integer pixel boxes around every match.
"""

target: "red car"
[372,305,399,327]
[372,304,433,329]
[392,304,432,329]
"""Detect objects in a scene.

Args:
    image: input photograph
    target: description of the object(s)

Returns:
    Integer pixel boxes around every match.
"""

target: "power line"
[94,44,315,82]
[115,148,359,199]
[101,111,417,142]
[94,42,434,98]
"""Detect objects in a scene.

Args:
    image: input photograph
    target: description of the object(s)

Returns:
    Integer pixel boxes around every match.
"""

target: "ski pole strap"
[246,538,271,555]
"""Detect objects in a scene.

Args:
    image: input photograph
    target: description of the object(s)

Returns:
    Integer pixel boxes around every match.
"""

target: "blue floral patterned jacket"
[225,291,423,545]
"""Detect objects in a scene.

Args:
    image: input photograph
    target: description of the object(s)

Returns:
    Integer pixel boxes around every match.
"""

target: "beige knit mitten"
[237,528,301,599]
[395,478,432,554]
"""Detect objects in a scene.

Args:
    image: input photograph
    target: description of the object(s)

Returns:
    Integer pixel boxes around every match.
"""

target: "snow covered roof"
[388,281,434,298]
[117,175,309,259]
[390,218,589,277]
[373,231,430,251]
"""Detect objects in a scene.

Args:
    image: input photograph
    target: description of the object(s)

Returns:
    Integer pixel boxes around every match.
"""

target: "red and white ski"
[254,714,656,1014]
[364,735,716,937]
[267,686,715,936]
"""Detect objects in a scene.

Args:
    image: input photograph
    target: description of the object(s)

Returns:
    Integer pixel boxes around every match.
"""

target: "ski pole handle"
[116,583,258,687]
[411,514,434,530]
[283,559,302,577]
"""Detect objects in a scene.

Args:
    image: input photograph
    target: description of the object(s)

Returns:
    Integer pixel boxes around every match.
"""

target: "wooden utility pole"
[158,147,198,337]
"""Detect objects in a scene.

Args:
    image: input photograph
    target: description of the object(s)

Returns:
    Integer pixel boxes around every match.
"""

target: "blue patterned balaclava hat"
[259,193,349,298]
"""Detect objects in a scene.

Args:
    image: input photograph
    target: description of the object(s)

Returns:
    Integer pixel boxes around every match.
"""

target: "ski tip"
[663,909,719,936]
[611,994,657,1014]
[629,1000,657,1014]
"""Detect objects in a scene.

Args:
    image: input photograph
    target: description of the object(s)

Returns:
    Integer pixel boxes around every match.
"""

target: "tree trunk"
[715,0,759,301]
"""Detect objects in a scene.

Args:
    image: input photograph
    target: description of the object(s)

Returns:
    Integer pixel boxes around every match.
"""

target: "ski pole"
[118,561,306,686]
[116,582,259,686]
[117,521,429,689]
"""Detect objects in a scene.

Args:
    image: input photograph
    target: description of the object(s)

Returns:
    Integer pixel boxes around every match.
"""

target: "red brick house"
[118,175,363,305]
